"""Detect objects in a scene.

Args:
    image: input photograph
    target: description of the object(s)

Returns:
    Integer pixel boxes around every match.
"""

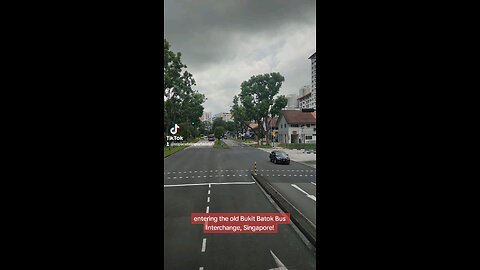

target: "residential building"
[285,94,299,108]
[276,110,316,144]
[309,52,316,109]
[297,85,315,109]
[200,111,212,123]
[212,112,232,122]
[298,85,310,97]
[309,52,316,93]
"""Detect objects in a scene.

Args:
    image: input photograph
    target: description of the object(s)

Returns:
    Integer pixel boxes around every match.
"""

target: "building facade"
[213,112,233,122]
[309,52,316,93]
[309,52,316,109]
[285,94,299,108]
[276,110,316,144]
[297,85,315,109]
[200,111,212,123]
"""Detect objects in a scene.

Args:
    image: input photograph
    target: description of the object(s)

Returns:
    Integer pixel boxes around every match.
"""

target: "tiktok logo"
[170,123,180,135]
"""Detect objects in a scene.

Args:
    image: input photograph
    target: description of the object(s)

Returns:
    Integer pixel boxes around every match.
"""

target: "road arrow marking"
[291,184,316,202]
[269,250,288,270]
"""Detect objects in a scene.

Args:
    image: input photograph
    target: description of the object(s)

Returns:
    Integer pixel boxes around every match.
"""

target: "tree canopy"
[232,72,288,143]
[164,38,205,142]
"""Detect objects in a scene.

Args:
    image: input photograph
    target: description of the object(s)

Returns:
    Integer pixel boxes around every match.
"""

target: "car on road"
[269,151,290,165]
[208,134,215,141]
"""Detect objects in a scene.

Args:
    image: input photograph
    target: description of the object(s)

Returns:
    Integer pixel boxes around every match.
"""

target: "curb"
[251,173,316,247]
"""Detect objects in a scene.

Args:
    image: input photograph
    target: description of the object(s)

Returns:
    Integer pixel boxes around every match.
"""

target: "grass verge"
[233,138,256,144]
[213,139,230,149]
[164,145,189,158]
[278,143,316,150]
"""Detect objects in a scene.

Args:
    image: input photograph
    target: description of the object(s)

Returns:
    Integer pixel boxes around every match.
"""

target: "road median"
[251,173,316,247]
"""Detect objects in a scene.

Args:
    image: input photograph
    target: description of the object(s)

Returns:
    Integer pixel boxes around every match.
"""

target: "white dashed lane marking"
[201,238,207,252]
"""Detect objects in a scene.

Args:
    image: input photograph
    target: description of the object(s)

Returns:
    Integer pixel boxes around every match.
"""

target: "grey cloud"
[165,0,316,114]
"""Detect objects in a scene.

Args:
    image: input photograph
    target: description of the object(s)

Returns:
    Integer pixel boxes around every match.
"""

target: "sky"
[164,0,316,116]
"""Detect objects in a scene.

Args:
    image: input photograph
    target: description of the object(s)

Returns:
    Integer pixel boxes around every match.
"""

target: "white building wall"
[277,117,317,144]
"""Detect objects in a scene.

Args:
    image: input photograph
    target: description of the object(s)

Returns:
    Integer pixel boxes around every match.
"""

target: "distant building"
[309,52,316,94]
[298,85,310,97]
[213,112,232,122]
[200,112,212,123]
[309,52,316,109]
[285,94,299,108]
[276,110,316,144]
[297,85,315,109]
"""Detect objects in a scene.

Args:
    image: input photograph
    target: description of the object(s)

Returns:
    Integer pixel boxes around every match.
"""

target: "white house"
[276,110,316,144]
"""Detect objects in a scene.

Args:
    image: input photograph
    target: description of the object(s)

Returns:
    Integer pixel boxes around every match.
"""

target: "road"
[164,139,316,270]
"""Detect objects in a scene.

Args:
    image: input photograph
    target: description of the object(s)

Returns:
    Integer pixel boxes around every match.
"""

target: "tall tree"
[212,117,226,132]
[164,38,197,135]
[238,72,286,144]
[266,95,288,142]
[231,95,250,138]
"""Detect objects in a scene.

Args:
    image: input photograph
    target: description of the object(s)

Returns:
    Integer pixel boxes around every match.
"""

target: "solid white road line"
[291,184,316,202]
[311,182,316,185]
[201,238,207,252]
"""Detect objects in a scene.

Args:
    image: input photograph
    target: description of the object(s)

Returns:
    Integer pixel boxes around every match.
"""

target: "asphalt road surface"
[164,139,316,270]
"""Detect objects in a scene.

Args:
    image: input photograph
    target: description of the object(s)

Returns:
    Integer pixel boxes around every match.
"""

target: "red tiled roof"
[279,110,316,124]
[248,123,259,129]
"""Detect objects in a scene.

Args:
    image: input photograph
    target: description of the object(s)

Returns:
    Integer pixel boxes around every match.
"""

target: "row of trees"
[164,38,206,142]
[230,72,288,144]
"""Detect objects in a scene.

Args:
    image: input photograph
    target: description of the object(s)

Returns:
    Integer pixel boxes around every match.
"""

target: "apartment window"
[313,134,316,136]
[291,124,298,127]
[314,128,316,131]
[306,136,312,140]
[306,124,311,128]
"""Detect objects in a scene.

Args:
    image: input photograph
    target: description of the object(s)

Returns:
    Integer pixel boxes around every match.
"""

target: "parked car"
[269,151,290,165]
[208,134,215,141]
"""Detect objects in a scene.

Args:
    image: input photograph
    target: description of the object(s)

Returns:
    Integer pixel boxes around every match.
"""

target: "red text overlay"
[191,213,290,234]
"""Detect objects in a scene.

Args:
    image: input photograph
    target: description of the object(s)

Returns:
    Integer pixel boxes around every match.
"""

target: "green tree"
[231,95,250,138]
[214,126,225,140]
[164,38,197,139]
[225,121,236,133]
[238,72,286,144]
[212,117,226,132]
[164,38,206,144]
[266,95,288,142]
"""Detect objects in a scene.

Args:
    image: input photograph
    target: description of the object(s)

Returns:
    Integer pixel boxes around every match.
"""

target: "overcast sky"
[164,0,316,115]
